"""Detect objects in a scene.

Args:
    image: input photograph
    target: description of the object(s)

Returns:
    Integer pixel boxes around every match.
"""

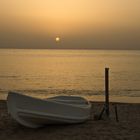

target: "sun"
[55,37,60,42]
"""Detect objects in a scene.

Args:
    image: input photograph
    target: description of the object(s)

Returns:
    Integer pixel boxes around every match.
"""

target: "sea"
[0,49,140,103]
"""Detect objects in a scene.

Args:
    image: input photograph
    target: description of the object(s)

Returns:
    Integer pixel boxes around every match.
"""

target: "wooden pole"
[105,68,109,117]
[98,68,110,120]
[115,105,119,122]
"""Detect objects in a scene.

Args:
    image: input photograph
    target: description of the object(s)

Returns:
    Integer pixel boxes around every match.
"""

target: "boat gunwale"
[7,91,91,109]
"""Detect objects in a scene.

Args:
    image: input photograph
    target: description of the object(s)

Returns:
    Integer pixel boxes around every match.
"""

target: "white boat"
[7,92,91,128]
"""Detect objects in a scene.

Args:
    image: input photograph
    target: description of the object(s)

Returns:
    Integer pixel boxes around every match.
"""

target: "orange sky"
[0,0,140,49]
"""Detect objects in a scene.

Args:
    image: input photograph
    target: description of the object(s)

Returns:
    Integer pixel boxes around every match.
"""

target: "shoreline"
[0,92,140,104]
[0,100,140,140]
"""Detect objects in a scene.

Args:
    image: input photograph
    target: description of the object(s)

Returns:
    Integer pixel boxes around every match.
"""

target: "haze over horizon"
[0,0,140,50]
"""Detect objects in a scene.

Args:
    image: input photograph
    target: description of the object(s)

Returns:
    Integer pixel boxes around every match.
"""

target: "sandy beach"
[0,100,140,140]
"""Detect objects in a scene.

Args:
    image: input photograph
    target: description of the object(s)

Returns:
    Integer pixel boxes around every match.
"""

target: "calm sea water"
[0,49,140,102]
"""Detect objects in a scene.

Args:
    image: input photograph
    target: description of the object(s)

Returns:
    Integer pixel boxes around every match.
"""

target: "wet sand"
[0,100,140,140]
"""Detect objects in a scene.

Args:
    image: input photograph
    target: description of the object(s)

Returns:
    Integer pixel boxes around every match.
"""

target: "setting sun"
[55,37,60,42]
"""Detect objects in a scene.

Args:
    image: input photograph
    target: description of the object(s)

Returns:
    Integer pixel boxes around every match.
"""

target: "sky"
[0,0,140,49]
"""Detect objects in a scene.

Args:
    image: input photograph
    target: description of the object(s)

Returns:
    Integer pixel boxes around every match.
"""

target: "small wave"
[1,89,140,98]
[0,75,20,78]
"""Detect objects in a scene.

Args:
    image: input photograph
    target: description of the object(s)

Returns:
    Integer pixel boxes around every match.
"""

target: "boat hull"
[7,92,91,128]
